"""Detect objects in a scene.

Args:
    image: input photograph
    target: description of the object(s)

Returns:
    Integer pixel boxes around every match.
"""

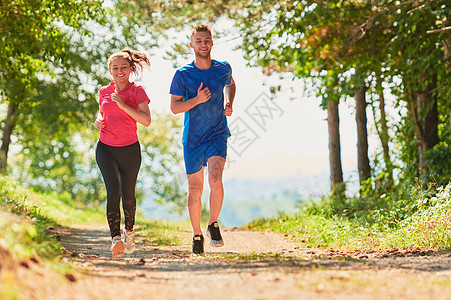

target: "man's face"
[190,31,213,58]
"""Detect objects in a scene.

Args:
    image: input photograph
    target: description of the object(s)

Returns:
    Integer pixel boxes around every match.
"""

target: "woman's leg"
[95,141,122,238]
[116,142,141,231]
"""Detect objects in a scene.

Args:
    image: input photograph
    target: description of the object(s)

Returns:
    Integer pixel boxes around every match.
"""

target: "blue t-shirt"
[170,60,232,147]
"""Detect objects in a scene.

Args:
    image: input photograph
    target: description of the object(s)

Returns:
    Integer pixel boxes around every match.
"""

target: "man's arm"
[224,77,236,117]
[170,82,211,114]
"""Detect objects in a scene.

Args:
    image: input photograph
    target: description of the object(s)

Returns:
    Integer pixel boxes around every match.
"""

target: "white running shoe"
[111,236,125,258]
[124,228,135,254]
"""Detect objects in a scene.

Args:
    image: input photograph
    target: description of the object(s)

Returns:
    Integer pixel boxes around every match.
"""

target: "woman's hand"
[111,92,125,108]
[94,118,105,130]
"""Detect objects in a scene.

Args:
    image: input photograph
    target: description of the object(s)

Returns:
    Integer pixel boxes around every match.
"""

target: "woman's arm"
[94,107,105,129]
[111,93,151,127]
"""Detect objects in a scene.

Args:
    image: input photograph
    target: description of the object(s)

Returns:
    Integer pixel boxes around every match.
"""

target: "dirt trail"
[19,225,451,300]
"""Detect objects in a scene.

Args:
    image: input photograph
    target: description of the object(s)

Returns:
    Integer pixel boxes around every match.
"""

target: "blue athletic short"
[183,139,227,174]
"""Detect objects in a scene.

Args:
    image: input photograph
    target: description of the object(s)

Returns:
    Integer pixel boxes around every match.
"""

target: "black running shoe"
[206,222,224,247]
[192,235,205,256]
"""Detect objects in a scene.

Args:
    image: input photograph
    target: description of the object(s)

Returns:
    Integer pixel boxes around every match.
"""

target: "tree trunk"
[0,101,18,175]
[376,76,392,180]
[327,99,345,198]
[444,26,451,121]
[371,76,393,181]
[355,85,371,184]
[407,71,439,174]
[417,75,439,150]
[407,88,428,171]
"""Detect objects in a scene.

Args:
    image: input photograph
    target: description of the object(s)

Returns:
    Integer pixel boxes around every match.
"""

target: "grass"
[2,172,450,298]
[136,218,192,246]
[1,176,63,260]
[209,251,283,262]
[0,175,190,299]
[244,182,451,251]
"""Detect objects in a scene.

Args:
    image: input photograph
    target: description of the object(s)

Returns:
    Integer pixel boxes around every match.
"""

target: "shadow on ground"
[53,225,451,279]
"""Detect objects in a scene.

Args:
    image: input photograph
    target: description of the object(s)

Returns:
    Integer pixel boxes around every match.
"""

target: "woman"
[94,49,151,257]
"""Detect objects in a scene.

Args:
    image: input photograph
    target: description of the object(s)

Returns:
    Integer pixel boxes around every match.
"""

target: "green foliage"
[1,1,181,209]
[246,182,451,250]
[0,175,98,297]
[304,177,445,229]
[136,219,190,246]
[396,183,451,249]
[0,175,104,226]
[0,0,105,105]
[0,175,61,259]
[141,0,449,195]
[117,0,235,30]
[138,114,186,211]
[424,143,451,185]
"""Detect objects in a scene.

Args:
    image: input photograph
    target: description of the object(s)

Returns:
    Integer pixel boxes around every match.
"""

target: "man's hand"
[224,102,233,116]
[196,82,211,104]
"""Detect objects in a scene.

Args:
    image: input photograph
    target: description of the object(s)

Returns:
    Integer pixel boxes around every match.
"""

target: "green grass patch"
[0,175,108,298]
[1,175,104,226]
[136,218,191,246]
[209,251,283,261]
[1,176,61,260]
[244,183,451,251]
[0,176,70,298]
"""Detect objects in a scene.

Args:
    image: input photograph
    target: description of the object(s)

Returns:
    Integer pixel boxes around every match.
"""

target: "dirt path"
[21,225,451,300]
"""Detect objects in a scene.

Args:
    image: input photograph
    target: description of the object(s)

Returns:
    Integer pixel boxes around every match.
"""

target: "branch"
[407,4,426,14]
[427,26,451,34]
[351,0,425,43]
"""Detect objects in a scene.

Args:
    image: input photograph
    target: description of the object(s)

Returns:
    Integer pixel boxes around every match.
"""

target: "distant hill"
[140,171,330,227]
[224,171,330,202]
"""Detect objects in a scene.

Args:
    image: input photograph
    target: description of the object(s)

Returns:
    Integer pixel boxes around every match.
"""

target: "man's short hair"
[191,25,212,40]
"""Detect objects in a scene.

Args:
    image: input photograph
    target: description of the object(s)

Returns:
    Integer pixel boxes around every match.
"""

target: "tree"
[0,0,105,174]
[1,0,186,208]
[118,0,450,192]
[367,0,449,181]
[138,114,186,213]
[227,1,377,196]
[227,0,449,188]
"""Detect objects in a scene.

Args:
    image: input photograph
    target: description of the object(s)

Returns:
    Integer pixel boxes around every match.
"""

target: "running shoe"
[123,227,135,254]
[206,222,224,247]
[192,235,205,256]
[111,235,125,258]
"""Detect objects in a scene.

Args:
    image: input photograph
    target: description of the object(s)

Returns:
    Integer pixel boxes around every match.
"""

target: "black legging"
[95,140,141,238]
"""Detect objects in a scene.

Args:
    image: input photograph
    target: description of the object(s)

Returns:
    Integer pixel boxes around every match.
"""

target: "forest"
[0,0,449,216]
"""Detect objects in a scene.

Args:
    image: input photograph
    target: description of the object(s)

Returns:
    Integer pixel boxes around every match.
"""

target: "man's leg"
[207,156,226,224]
[187,168,204,236]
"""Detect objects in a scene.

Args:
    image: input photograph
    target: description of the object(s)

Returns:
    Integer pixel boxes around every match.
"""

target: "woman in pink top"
[94,49,151,257]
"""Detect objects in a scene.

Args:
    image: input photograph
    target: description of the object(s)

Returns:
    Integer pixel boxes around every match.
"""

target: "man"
[170,24,236,256]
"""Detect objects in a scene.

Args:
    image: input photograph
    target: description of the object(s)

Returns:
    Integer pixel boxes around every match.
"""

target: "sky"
[136,27,366,183]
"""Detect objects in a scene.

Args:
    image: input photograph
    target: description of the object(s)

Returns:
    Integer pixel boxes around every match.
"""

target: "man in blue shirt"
[170,24,236,256]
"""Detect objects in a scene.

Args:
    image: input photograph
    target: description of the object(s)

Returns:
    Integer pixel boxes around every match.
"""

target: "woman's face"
[109,57,132,84]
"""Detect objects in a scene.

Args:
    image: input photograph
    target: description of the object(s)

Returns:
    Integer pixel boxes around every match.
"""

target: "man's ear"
[189,41,193,49]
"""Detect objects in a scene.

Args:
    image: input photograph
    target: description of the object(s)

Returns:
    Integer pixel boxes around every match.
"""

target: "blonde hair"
[191,25,212,40]
[107,49,150,76]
